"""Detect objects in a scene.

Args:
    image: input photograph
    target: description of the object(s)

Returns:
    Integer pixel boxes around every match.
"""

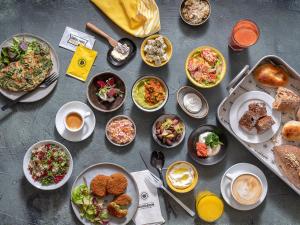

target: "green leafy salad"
[205,132,223,148]
[71,184,109,225]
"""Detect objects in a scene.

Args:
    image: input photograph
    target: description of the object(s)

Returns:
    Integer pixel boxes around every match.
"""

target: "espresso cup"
[64,111,91,133]
[225,172,263,206]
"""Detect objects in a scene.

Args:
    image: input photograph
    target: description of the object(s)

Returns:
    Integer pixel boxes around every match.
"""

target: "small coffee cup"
[64,111,91,133]
[225,172,263,206]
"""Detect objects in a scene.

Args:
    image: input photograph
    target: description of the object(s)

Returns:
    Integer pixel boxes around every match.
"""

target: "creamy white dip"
[183,93,202,113]
[168,163,195,189]
[198,132,221,156]
[111,43,130,61]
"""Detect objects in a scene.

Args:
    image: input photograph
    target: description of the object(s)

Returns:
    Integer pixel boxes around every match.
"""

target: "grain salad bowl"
[180,0,211,26]
[23,140,73,190]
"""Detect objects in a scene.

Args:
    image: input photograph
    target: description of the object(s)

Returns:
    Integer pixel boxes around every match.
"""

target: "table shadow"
[227,46,250,82]
[138,62,171,79]
[20,176,71,223]
[103,135,135,155]
[0,83,57,123]
[178,17,210,39]
[53,126,95,160]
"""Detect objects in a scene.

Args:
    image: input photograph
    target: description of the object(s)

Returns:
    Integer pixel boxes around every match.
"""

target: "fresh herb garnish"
[205,132,223,148]
[0,38,28,66]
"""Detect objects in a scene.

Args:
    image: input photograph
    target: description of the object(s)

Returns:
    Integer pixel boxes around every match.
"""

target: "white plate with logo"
[55,101,95,142]
[0,33,59,102]
[229,91,281,143]
[220,163,268,211]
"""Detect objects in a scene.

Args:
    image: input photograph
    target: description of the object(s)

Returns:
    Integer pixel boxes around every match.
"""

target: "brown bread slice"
[256,116,275,134]
[272,87,300,112]
[273,145,300,189]
[239,111,258,132]
[248,102,267,120]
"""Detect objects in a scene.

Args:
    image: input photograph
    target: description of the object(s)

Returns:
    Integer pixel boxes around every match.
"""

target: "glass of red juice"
[229,19,260,51]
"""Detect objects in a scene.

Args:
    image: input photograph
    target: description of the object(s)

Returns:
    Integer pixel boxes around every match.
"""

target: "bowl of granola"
[180,0,211,26]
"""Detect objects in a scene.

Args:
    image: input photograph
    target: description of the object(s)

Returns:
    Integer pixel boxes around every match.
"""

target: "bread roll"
[254,63,289,88]
[273,87,300,112]
[282,121,300,141]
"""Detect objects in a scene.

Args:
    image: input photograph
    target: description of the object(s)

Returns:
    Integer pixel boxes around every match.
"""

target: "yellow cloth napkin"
[66,45,97,82]
[90,0,160,38]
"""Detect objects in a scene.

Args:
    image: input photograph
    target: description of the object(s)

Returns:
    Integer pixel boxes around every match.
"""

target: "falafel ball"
[113,194,132,206]
[90,174,109,197]
[107,173,128,195]
[107,202,128,218]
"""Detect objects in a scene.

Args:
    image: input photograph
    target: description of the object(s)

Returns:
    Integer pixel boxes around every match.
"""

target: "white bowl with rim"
[23,140,73,190]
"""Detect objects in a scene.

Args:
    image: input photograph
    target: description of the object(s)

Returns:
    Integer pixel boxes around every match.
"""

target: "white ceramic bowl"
[23,140,73,190]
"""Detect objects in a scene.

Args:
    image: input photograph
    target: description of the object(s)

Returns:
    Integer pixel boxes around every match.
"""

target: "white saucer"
[220,163,268,211]
[229,91,281,143]
[55,101,96,142]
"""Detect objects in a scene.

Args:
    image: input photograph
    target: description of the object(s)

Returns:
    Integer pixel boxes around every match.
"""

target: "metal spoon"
[151,151,165,181]
[150,151,177,218]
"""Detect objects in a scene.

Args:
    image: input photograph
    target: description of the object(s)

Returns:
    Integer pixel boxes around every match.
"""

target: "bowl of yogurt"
[187,125,228,165]
[177,86,209,119]
[166,161,198,193]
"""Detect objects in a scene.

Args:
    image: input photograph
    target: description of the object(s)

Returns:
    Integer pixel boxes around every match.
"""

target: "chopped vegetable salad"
[28,144,69,185]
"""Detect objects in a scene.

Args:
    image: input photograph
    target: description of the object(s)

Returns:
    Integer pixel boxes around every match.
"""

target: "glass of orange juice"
[196,191,224,222]
[229,19,260,51]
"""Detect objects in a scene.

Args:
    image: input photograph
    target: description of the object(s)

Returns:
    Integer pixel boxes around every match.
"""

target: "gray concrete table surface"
[0,0,300,224]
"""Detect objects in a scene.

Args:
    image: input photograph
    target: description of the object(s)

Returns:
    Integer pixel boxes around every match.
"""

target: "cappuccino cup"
[64,111,91,133]
[226,172,263,206]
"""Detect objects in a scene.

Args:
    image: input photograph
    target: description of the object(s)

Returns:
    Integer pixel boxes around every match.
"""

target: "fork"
[1,72,58,111]
[146,171,196,217]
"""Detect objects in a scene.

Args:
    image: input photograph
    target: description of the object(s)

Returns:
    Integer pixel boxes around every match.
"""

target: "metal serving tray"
[217,55,300,196]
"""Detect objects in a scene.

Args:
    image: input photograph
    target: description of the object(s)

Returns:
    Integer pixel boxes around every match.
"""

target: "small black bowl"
[188,125,227,165]
[107,38,137,67]
[86,72,126,112]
